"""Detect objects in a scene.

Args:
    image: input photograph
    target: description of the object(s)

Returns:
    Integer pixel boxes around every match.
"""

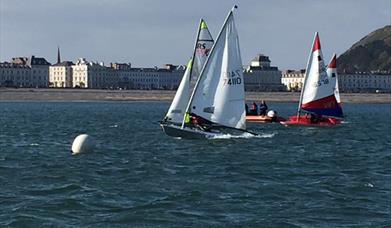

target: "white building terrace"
[281,69,305,91]
[281,69,391,92]
[0,56,50,88]
[3,54,390,93]
[49,61,74,88]
[339,72,391,92]
[116,64,185,90]
[48,58,185,90]
[71,58,118,89]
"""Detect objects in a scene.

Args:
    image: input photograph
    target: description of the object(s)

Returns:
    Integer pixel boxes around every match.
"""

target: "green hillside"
[338,25,391,73]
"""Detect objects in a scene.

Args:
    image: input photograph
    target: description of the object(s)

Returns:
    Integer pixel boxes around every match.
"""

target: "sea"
[0,101,390,227]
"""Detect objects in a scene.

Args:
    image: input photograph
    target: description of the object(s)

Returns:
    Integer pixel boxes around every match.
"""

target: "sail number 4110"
[223,70,242,86]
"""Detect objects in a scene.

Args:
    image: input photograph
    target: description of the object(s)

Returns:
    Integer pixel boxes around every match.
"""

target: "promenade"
[1,88,391,103]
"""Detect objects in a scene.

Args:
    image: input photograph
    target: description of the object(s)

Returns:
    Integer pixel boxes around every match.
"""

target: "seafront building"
[49,61,74,88]
[71,58,118,89]
[2,52,391,92]
[338,73,391,92]
[281,69,391,92]
[281,69,305,91]
[116,63,184,90]
[50,58,184,90]
[0,56,50,88]
[243,54,284,91]
[49,47,74,88]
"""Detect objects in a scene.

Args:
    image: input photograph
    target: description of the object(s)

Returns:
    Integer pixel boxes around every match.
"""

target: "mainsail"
[185,7,246,130]
[299,33,343,118]
[163,20,214,124]
[190,20,214,91]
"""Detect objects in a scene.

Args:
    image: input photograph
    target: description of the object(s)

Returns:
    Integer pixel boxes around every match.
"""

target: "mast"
[181,6,237,128]
[187,19,203,87]
[296,32,318,120]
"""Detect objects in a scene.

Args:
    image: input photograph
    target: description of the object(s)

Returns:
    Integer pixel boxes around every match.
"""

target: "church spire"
[57,45,61,64]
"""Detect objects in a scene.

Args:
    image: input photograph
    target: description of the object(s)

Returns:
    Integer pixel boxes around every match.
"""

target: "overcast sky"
[0,0,390,70]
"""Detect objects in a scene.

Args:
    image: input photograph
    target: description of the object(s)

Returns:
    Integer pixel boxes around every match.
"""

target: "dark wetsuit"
[259,103,268,116]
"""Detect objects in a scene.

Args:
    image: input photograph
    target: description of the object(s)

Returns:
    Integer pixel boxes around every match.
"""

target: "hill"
[338,25,391,73]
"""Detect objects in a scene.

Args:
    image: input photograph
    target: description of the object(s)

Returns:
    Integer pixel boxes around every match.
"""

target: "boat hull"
[160,123,220,139]
[281,115,342,126]
[246,115,286,123]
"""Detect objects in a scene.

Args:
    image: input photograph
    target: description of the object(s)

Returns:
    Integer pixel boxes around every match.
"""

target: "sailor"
[259,100,268,116]
[245,104,249,115]
[310,113,320,123]
[191,115,212,132]
[250,102,258,115]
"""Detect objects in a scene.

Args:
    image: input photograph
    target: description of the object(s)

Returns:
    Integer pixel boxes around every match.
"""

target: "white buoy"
[71,134,94,155]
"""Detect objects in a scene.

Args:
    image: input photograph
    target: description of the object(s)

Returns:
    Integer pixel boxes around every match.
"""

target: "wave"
[209,132,276,139]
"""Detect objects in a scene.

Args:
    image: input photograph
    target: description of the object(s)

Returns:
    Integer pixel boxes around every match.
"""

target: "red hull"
[281,115,341,126]
[246,115,286,123]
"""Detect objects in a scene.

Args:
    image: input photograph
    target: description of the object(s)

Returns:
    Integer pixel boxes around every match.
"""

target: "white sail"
[187,9,246,130]
[300,33,343,118]
[302,33,334,105]
[190,20,214,90]
[164,59,192,124]
[164,20,214,125]
[327,54,341,103]
[335,75,341,103]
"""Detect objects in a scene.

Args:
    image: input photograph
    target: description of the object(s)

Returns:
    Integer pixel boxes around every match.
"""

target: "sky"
[0,0,390,70]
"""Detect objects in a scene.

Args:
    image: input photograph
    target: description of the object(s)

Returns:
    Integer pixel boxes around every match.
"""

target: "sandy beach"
[1,88,391,103]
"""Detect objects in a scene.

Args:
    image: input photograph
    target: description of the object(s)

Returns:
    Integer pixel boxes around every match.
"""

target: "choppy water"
[0,101,390,227]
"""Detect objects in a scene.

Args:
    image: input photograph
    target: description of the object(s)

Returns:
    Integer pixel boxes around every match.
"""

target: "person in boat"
[310,113,320,123]
[245,104,249,115]
[259,100,268,116]
[191,115,212,132]
[249,102,258,115]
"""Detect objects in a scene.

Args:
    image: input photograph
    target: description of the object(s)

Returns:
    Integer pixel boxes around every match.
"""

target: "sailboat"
[162,6,252,139]
[281,33,343,126]
[161,19,214,126]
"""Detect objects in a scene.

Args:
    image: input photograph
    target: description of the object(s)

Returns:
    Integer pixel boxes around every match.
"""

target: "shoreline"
[1,88,391,104]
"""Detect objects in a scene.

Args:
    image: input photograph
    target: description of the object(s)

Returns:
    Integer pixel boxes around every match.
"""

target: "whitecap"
[210,132,275,140]
[365,183,374,188]
[30,143,39,146]
[109,124,118,128]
